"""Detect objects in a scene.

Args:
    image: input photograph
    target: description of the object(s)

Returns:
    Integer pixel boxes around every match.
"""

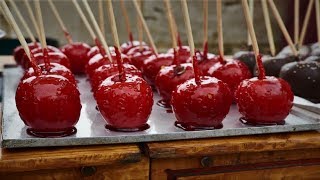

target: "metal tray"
[2,67,320,148]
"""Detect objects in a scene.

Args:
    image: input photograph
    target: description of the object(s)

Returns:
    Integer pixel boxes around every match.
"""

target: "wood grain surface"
[146,131,320,159]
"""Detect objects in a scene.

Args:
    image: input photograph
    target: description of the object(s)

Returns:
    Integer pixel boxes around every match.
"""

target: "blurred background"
[0,0,317,55]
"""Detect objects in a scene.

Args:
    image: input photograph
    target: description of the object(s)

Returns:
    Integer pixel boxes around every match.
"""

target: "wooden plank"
[151,148,320,180]
[0,156,149,180]
[146,131,320,158]
[0,144,142,173]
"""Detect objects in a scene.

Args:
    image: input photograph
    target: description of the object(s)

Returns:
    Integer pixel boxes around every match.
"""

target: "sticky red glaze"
[91,64,142,93]
[126,45,152,57]
[61,42,91,74]
[235,76,294,124]
[121,40,146,54]
[95,74,153,129]
[130,50,154,70]
[171,76,232,128]
[142,53,174,86]
[167,46,191,64]
[86,53,131,79]
[155,63,194,105]
[15,75,81,131]
[22,63,76,84]
[22,52,71,70]
[13,42,40,65]
[187,52,218,76]
[21,45,61,68]
[86,46,116,66]
[208,58,252,93]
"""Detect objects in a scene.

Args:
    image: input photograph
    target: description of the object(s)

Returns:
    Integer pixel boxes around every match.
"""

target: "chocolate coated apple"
[208,57,252,93]
[142,53,174,86]
[95,74,153,131]
[277,45,310,59]
[171,76,232,130]
[91,63,142,92]
[22,63,76,85]
[16,75,81,137]
[235,76,293,125]
[256,56,297,77]
[280,61,320,103]
[61,42,91,74]
[233,51,256,74]
[155,63,194,107]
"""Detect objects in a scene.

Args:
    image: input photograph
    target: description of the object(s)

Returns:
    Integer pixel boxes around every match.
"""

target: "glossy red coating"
[141,53,174,86]
[13,42,40,65]
[120,40,146,54]
[208,58,252,93]
[126,45,152,56]
[235,76,294,124]
[167,45,191,64]
[187,52,218,76]
[15,75,81,133]
[86,53,131,79]
[95,74,153,130]
[171,76,232,129]
[130,50,154,70]
[91,63,142,93]
[61,42,91,74]
[22,52,71,70]
[155,63,194,106]
[22,63,76,85]
[21,45,62,68]
[87,46,116,60]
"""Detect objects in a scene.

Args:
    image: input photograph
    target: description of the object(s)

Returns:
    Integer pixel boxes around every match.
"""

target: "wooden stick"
[216,0,224,58]
[181,0,194,56]
[72,0,96,41]
[120,0,132,41]
[106,0,120,48]
[316,0,320,45]
[299,0,315,46]
[9,0,36,43]
[0,0,40,75]
[203,0,208,48]
[23,0,41,40]
[137,0,143,50]
[98,0,105,38]
[294,0,299,44]
[82,0,112,62]
[164,0,177,49]
[268,0,298,56]
[133,0,158,55]
[48,0,73,44]
[34,0,47,49]
[261,0,275,56]
[247,0,254,46]
[137,0,143,48]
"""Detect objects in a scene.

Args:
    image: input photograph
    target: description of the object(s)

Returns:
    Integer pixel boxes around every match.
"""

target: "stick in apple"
[299,0,315,46]
[261,0,275,56]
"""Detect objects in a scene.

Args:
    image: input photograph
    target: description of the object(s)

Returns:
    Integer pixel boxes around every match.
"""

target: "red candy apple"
[171,76,232,130]
[95,74,153,131]
[16,75,81,137]
[13,42,40,65]
[22,63,76,85]
[87,46,115,62]
[155,63,194,107]
[23,52,71,70]
[91,63,142,92]
[86,53,131,79]
[208,57,252,93]
[142,53,174,86]
[130,50,153,70]
[235,54,294,125]
[126,45,152,57]
[21,45,62,68]
[121,40,146,54]
[167,45,191,64]
[61,42,91,74]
